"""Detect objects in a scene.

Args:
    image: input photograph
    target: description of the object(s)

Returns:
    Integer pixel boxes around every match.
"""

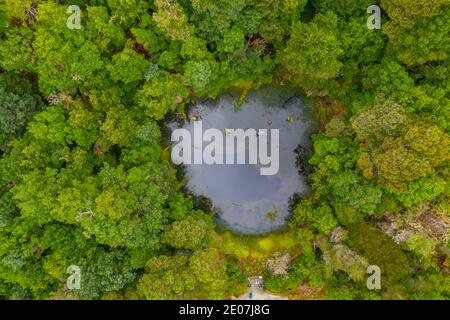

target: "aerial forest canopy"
[0,0,448,300]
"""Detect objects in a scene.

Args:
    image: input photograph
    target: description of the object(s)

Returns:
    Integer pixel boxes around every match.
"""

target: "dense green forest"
[0,0,448,300]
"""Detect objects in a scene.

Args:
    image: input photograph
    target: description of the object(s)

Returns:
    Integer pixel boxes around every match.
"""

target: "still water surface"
[170,86,315,234]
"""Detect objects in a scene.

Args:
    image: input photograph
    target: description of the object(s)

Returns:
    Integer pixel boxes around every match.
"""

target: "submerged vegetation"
[0,0,448,300]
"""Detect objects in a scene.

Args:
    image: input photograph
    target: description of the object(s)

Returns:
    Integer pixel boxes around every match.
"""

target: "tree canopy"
[0,0,448,301]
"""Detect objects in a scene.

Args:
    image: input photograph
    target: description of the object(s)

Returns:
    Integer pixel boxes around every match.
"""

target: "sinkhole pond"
[168,85,317,234]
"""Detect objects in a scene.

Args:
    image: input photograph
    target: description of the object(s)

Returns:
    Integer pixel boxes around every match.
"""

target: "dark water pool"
[169,86,315,234]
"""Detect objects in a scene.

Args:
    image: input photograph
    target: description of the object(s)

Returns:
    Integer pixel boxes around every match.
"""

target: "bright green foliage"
[381,0,449,28]
[361,60,414,105]
[162,215,210,250]
[351,98,407,142]
[294,228,315,253]
[372,124,449,191]
[108,48,148,84]
[290,199,314,228]
[313,0,378,18]
[153,0,194,41]
[312,204,338,235]
[327,171,383,214]
[224,257,247,296]
[0,1,35,71]
[289,252,325,287]
[32,2,106,95]
[291,200,338,236]
[137,72,189,119]
[309,134,359,187]
[255,0,306,46]
[265,252,326,293]
[106,0,149,25]
[332,204,364,226]
[280,12,342,85]
[404,234,439,270]
[407,273,450,300]
[85,6,126,51]
[396,175,447,208]
[384,6,450,67]
[184,60,216,96]
[100,106,137,146]
[349,94,449,208]
[306,132,384,215]
[191,0,246,33]
[286,253,325,290]
[0,27,35,72]
[338,16,386,81]
[219,28,245,54]
[138,255,194,299]
[138,249,230,299]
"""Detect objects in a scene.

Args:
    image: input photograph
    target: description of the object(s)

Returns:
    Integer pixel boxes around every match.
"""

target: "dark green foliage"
[346,223,410,285]
[0,74,42,151]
